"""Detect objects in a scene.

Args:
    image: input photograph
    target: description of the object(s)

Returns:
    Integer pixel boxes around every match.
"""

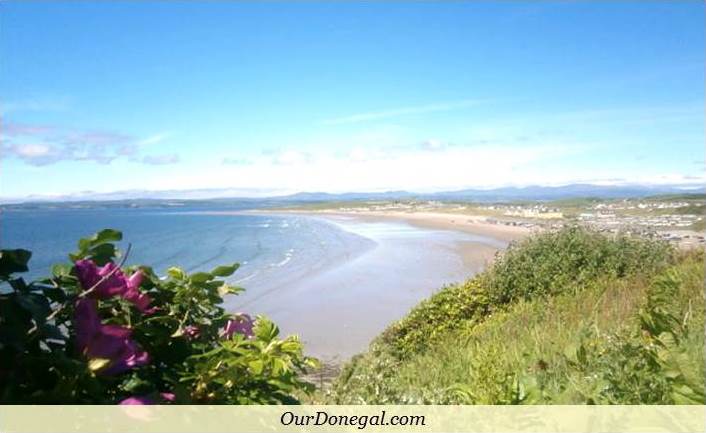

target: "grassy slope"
[324,227,704,404]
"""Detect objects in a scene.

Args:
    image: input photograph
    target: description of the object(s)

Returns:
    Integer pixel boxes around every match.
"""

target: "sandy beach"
[230,209,533,362]
[309,210,533,242]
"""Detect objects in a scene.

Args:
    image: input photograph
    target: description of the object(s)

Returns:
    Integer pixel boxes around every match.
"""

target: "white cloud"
[149,143,581,193]
[321,99,486,125]
[1,122,179,166]
[142,153,180,165]
[15,143,52,158]
[420,139,447,151]
[273,150,312,165]
[138,132,171,146]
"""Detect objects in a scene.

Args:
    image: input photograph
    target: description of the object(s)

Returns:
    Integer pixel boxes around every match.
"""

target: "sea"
[0,204,506,359]
[0,205,371,288]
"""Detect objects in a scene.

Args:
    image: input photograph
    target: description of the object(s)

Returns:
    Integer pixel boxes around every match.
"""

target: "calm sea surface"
[0,206,371,289]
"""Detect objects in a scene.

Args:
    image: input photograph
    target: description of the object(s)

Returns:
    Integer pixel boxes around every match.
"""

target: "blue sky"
[1,1,704,198]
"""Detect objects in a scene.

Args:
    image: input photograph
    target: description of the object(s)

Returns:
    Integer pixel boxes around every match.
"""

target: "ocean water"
[1,206,506,359]
[0,207,373,290]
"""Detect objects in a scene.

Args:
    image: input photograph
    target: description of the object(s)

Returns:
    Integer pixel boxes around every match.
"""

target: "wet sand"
[235,211,530,362]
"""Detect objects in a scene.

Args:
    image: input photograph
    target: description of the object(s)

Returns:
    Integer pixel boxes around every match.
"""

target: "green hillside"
[325,227,705,404]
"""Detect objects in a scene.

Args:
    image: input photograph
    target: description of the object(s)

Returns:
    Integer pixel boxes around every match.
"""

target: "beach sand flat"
[312,210,533,243]
[232,209,533,362]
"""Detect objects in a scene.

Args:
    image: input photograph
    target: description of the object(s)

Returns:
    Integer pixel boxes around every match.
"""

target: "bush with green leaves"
[483,225,672,304]
[0,229,317,404]
[328,227,702,405]
[557,264,705,404]
[374,226,673,359]
[378,280,490,358]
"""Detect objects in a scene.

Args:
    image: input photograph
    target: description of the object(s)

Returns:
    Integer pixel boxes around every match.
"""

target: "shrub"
[0,229,317,404]
[557,263,705,404]
[330,249,703,405]
[377,227,673,358]
[378,280,490,358]
[483,226,672,304]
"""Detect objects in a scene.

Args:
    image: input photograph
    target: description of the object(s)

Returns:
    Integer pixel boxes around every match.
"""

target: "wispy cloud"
[321,99,487,125]
[191,140,583,194]
[419,139,449,151]
[142,153,180,165]
[222,157,252,165]
[138,132,171,146]
[1,122,178,166]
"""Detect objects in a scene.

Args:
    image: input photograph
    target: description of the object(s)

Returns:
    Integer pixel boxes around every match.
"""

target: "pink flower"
[222,313,254,339]
[183,325,201,340]
[74,298,149,375]
[75,260,128,299]
[119,393,176,405]
[75,259,155,314]
[119,396,152,405]
[160,392,176,402]
[123,270,158,314]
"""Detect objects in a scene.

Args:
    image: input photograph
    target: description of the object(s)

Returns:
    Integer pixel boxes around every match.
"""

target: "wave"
[271,249,295,267]
[233,269,260,284]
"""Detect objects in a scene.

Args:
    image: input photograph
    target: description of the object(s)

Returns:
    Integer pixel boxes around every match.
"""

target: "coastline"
[232,208,533,362]
[251,208,533,242]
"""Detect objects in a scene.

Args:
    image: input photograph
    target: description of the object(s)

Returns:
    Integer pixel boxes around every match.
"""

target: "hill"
[323,227,705,404]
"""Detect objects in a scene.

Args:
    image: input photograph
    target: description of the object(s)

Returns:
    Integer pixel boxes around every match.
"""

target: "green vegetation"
[327,227,704,404]
[0,230,316,404]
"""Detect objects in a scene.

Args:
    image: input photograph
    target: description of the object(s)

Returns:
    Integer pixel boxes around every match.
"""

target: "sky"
[1,1,704,199]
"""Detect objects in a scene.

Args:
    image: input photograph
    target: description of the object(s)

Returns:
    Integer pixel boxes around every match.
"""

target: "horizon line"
[1,181,705,205]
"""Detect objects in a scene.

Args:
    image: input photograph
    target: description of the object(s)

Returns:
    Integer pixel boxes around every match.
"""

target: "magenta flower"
[75,260,128,298]
[74,298,149,375]
[160,392,176,402]
[119,396,153,405]
[119,393,176,405]
[222,313,254,339]
[183,325,201,340]
[123,271,158,314]
[75,259,155,314]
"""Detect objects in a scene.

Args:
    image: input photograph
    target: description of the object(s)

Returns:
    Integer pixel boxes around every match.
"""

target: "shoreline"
[229,209,533,362]
[303,211,525,278]
[251,208,534,243]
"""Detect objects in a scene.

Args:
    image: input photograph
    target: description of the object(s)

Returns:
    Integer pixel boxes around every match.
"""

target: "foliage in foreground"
[379,226,672,358]
[329,227,704,404]
[0,229,317,404]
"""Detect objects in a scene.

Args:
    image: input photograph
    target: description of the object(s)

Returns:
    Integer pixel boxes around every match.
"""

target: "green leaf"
[0,249,32,278]
[189,272,213,283]
[121,376,152,394]
[94,229,122,244]
[51,263,73,278]
[280,340,302,353]
[254,318,279,341]
[87,243,117,265]
[71,229,122,264]
[304,357,320,369]
[16,292,51,324]
[272,358,288,375]
[218,284,243,297]
[248,359,265,375]
[211,263,239,277]
[167,267,187,280]
[42,287,67,303]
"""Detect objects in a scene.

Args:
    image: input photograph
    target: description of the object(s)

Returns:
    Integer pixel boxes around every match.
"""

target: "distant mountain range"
[273,184,706,202]
[2,183,704,206]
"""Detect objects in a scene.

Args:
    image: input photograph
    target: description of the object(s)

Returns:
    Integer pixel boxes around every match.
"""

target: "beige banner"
[1,405,704,433]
